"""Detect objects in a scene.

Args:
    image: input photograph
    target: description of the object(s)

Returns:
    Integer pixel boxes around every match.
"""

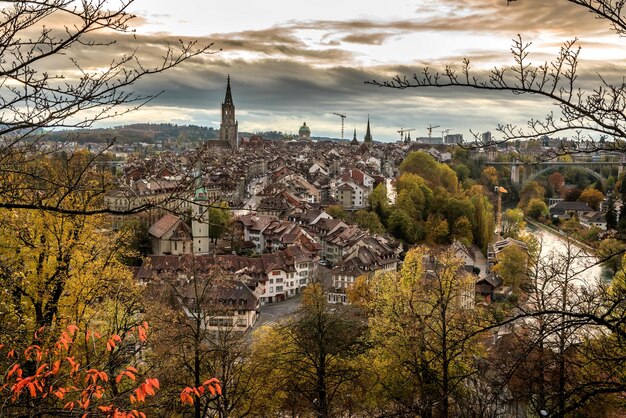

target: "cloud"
[340,32,394,45]
[9,0,626,142]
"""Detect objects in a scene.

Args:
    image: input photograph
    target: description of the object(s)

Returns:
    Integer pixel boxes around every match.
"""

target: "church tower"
[364,116,373,144]
[350,127,359,145]
[219,75,239,150]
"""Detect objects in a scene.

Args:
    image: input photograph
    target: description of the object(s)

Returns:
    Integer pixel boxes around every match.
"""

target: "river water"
[526,224,610,286]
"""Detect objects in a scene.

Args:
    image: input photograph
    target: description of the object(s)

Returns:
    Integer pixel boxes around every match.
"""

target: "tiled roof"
[148,214,183,239]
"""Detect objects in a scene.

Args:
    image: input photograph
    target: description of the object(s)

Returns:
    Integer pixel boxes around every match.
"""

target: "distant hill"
[44,123,219,144]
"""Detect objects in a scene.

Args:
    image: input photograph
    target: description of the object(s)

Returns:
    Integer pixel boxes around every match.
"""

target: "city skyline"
[63,0,624,141]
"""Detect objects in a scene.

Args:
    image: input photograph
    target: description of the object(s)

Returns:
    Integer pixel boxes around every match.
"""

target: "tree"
[451,216,473,247]
[353,209,385,234]
[502,208,526,239]
[470,191,495,253]
[0,323,162,417]
[325,204,348,220]
[519,181,546,211]
[492,244,530,294]
[208,202,232,244]
[525,198,549,220]
[425,213,449,244]
[143,258,252,418]
[0,208,138,333]
[365,247,484,418]
[369,183,391,223]
[250,284,367,418]
[388,208,421,243]
[578,187,605,210]
[480,166,499,188]
[400,152,458,193]
[597,238,626,272]
[547,172,566,197]
[0,1,213,216]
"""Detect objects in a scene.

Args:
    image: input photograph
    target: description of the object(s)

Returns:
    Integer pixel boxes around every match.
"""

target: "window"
[275,286,283,292]
[272,270,281,276]
[269,287,273,293]
[269,279,274,284]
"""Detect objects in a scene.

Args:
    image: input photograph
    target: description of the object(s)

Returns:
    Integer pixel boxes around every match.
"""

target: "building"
[364,116,373,144]
[148,213,193,255]
[444,133,464,144]
[219,75,239,150]
[549,201,594,220]
[298,122,311,140]
[335,181,369,210]
[192,186,221,254]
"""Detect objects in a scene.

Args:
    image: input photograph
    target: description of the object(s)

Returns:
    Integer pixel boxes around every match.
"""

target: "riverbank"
[524,217,596,255]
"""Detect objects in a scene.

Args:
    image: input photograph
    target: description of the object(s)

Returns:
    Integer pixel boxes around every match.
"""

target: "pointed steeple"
[364,116,373,143]
[224,74,234,106]
[351,127,358,145]
[219,75,238,150]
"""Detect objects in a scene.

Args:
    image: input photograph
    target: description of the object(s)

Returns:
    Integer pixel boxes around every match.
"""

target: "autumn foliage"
[0,323,220,417]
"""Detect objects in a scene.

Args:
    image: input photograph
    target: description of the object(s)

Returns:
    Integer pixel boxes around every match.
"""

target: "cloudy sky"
[81,0,625,141]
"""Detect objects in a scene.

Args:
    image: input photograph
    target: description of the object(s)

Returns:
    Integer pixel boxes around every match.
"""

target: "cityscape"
[1,1,626,418]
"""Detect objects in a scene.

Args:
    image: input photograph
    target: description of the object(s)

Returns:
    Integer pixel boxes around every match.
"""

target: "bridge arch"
[523,165,605,187]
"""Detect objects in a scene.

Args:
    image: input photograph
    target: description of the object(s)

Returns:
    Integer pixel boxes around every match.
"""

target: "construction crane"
[332,112,347,140]
[427,124,440,138]
[494,186,508,236]
[441,128,454,143]
[397,128,415,142]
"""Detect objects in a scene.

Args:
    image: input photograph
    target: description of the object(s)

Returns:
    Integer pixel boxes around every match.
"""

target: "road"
[255,294,302,328]
[253,264,333,329]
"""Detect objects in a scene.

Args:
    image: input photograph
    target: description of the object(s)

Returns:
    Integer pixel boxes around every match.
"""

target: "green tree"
[525,198,549,220]
[597,239,626,273]
[519,181,546,211]
[388,208,421,243]
[354,210,385,234]
[470,192,495,253]
[395,173,433,221]
[400,151,458,193]
[492,244,530,294]
[399,151,439,178]
[208,202,232,243]
[425,214,449,244]
[453,163,470,182]
[501,208,526,239]
[325,204,348,220]
[369,183,391,223]
[451,216,473,247]
[117,219,152,266]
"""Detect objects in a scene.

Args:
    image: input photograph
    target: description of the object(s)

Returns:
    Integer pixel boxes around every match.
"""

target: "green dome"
[299,122,310,135]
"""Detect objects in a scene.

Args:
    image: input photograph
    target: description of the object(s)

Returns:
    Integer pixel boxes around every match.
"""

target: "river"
[526,223,611,286]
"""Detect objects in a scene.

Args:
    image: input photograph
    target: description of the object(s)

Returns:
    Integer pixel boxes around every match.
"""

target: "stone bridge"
[488,160,624,187]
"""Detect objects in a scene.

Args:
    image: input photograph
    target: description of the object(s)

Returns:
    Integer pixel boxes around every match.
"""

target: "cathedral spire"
[364,115,373,143]
[351,127,358,145]
[219,75,238,150]
[224,74,234,106]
